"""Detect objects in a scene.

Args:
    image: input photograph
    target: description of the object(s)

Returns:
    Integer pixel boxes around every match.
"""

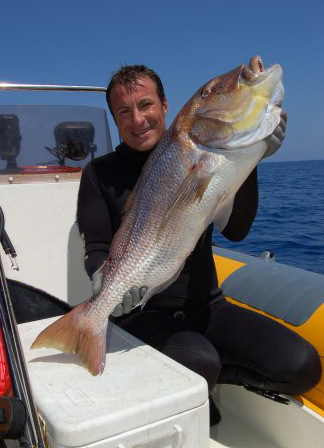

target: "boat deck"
[209,384,324,448]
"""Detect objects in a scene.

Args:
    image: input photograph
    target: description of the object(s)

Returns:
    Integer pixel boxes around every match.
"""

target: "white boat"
[0,83,323,448]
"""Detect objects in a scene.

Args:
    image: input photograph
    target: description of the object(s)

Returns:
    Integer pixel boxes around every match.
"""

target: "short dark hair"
[106,65,165,116]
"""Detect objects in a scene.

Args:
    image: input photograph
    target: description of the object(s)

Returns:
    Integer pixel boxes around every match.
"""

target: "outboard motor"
[0,115,21,172]
[46,121,96,165]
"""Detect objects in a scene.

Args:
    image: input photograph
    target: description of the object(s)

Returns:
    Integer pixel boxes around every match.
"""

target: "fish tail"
[31,301,108,376]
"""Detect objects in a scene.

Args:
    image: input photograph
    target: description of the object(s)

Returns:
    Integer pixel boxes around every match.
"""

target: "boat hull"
[213,246,324,418]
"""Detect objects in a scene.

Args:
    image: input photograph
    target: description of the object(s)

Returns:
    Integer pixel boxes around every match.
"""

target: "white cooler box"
[19,316,209,448]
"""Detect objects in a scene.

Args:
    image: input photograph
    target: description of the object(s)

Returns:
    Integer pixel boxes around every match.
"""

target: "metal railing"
[0,83,106,93]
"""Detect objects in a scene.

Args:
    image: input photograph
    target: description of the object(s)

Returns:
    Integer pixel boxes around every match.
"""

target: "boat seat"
[216,247,324,326]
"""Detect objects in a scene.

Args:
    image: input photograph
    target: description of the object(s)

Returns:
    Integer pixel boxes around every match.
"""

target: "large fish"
[32,56,284,375]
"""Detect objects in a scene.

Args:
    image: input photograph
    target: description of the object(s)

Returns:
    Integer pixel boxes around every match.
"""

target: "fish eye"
[201,88,210,98]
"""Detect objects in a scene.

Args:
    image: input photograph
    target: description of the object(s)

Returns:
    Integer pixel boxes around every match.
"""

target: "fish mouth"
[241,55,266,82]
[241,55,283,108]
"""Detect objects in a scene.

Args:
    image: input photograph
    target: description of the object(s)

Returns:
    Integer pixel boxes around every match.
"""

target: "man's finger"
[280,109,288,123]
[123,291,133,314]
[272,126,284,142]
[139,286,148,299]
[112,303,124,317]
[129,287,141,307]
[92,271,103,295]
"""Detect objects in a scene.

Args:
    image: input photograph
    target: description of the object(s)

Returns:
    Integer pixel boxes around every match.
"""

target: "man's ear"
[162,97,168,116]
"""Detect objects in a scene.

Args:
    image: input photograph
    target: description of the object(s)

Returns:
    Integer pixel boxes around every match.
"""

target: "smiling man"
[77,65,320,425]
[108,75,168,151]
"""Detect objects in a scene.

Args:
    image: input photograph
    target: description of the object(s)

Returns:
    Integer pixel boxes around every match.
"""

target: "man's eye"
[141,102,153,109]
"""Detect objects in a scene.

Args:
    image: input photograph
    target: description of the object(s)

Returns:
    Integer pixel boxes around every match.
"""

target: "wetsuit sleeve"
[77,163,112,278]
[222,167,258,241]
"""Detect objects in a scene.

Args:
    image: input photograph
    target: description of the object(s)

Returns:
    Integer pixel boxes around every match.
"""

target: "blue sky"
[0,0,323,162]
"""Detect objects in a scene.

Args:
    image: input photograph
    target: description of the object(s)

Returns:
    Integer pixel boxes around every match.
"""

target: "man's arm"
[222,167,258,241]
[77,163,146,314]
[222,110,287,241]
[77,163,113,278]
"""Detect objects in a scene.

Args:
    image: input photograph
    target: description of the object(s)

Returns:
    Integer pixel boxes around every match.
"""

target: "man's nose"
[132,108,145,125]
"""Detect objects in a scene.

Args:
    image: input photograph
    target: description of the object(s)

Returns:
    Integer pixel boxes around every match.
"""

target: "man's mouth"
[132,127,152,137]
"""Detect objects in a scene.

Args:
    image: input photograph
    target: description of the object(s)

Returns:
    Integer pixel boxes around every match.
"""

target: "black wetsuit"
[77,142,321,396]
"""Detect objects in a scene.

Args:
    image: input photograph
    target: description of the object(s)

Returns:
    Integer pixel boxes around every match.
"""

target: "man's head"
[106,65,168,151]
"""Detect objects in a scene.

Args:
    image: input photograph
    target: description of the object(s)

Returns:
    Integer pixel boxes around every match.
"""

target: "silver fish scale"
[90,115,270,324]
[90,132,226,322]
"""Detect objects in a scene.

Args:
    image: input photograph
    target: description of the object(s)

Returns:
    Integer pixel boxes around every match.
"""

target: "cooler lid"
[19,317,208,447]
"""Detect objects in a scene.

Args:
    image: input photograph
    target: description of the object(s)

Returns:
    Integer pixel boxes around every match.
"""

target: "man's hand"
[92,265,147,317]
[92,264,147,317]
[112,286,148,317]
[263,109,287,158]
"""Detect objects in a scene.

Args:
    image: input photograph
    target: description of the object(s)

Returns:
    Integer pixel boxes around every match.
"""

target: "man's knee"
[262,334,322,396]
[287,340,322,395]
[163,331,221,393]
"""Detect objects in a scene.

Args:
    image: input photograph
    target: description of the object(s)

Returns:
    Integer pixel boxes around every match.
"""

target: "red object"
[18,165,82,174]
[0,325,12,396]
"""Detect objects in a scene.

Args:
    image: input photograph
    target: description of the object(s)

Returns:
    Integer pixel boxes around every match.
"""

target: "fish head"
[175,56,284,151]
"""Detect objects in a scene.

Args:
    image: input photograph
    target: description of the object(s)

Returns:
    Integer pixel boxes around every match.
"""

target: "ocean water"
[213,159,324,275]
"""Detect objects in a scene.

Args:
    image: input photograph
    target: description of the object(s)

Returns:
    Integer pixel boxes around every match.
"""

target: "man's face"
[109,77,168,151]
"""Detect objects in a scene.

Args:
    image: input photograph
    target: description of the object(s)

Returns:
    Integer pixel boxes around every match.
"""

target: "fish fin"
[212,193,235,233]
[159,166,213,232]
[138,261,186,309]
[31,302,108,376]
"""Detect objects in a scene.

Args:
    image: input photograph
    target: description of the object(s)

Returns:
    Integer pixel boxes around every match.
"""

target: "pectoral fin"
[138,261,186,309]
[159,165,213,232]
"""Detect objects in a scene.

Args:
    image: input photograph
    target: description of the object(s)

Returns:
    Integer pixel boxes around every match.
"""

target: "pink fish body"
[32,56,284,375]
